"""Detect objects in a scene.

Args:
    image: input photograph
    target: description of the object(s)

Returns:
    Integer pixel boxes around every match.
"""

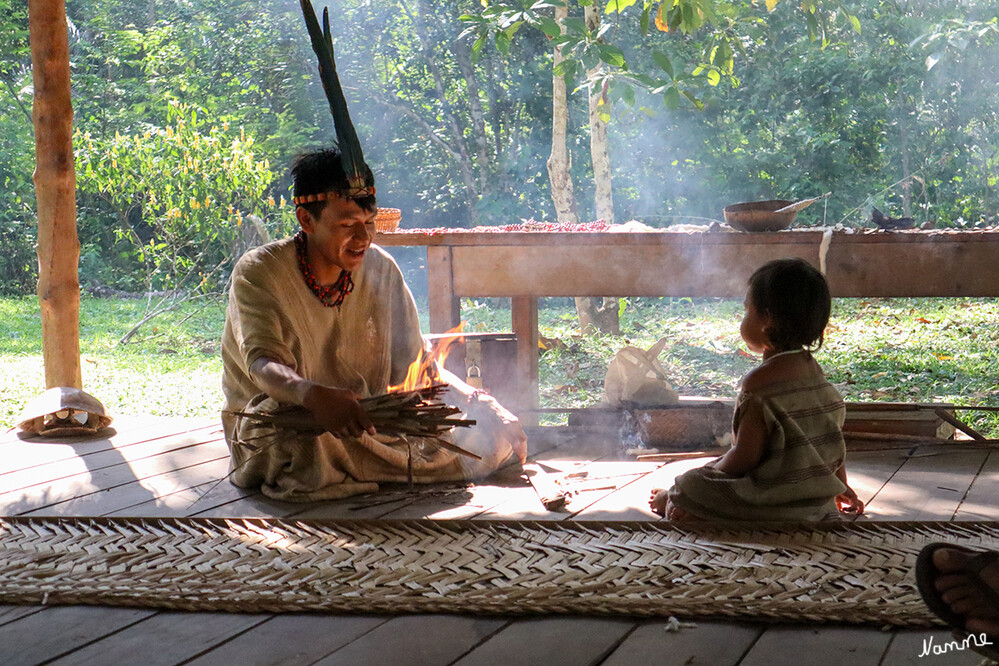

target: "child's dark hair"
[291,148,377,219]
[747,258,831,352]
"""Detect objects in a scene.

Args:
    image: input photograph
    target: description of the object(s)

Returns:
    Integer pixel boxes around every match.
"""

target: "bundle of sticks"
[226,383,480,460]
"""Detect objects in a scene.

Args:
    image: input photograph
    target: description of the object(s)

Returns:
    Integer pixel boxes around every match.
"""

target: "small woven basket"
[633,401,733,450]
[375,207,401,233]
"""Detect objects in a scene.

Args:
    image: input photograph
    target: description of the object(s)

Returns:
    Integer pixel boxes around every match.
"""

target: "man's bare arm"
[248,357,374,438]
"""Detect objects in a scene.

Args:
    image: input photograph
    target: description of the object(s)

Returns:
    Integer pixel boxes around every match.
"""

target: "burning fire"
[389,323,465,392]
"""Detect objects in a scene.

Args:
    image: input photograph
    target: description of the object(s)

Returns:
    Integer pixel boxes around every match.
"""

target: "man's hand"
[302,384,375,439]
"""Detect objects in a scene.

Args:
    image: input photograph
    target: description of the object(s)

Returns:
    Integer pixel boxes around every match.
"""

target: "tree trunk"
[29,0,82,389]
[547,3,578,226]
[454,38,490,193]
[584,5,614,224]
[576,4,619,336]
[485,54,504,159]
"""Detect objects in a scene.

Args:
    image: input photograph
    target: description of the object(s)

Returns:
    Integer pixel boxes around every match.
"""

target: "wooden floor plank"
[0,417,217,477]
[952,449,999,520]
[185,614,388,666]
[347,482,497,521]
[0,606,155,666]
[0,605,44,626]
[0,425,221,496]
[738,625,892,666]
[47,611,268,666]
[573,458,707,522]
[601,619,763,666]
[470,459,597,521]
[102,476,259,518]
[842,449,912,506]
[290,436,564,522]
[0,433,226,515]
[452,617,635,666]
[190,493,300,519]
[550,460,658,519]
[374,442,565,521]
[20,450,231,517]
[311,615,506,666]
[862,447,990,521]
[879,629,987,665]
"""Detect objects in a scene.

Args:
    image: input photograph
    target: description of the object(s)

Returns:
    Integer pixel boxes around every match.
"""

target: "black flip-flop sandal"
[916,542,999,661]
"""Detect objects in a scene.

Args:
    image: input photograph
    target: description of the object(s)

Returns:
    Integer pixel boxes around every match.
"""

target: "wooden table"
[377,228,999,413]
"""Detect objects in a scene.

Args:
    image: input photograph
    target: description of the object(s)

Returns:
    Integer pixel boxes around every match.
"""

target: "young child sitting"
[649,258,864,522]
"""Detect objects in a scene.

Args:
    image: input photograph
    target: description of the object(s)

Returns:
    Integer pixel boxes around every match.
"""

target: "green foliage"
[0,0,36,295]
[75,102,294,292]
[4,0,999,286]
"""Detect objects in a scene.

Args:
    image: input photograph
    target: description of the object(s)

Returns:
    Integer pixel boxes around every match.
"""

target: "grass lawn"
[2,295,998,435]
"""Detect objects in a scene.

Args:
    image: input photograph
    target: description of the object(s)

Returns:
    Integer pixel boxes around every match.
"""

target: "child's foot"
[649,488,668,517]
[929,546,999,636]
[649,489,691,520]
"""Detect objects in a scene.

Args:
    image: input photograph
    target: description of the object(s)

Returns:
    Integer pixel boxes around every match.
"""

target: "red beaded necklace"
[293,231,354,308]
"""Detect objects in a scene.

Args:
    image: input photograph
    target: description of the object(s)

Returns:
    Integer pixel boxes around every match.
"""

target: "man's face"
[298,196,376,277]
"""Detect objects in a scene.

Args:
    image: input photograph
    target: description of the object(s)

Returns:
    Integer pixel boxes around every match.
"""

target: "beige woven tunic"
[668,373,848,522]
[221,239,510,501]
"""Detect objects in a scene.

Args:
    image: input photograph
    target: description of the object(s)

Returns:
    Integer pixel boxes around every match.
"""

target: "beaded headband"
[292,186,376,207]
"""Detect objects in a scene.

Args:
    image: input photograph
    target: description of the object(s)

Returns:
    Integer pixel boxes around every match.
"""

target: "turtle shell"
[16,387,113,437]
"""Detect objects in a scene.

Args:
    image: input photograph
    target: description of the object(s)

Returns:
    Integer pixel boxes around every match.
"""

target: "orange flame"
[389,322,465,392]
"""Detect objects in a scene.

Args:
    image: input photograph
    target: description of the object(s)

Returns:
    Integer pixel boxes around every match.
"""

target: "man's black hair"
[291,148,377,219]
[747,257,832,352]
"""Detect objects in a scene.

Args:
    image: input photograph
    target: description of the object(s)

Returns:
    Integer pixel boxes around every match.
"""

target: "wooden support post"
[427,246,460,333]
[511,296,539,426]
[29,0,81,389]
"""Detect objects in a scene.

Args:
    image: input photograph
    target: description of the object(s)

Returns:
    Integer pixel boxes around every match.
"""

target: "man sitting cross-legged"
[220,148,526,502]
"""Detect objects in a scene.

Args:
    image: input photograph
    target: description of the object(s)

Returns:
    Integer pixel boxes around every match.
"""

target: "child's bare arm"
[834,463,865,514]
[714,399,767,477]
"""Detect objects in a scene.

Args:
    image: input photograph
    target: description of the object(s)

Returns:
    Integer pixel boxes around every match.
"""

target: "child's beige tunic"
[221,239,510,502]
[668,373,848,521]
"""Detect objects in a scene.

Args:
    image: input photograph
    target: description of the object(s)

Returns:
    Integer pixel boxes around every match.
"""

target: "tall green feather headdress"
[297,0,375,202]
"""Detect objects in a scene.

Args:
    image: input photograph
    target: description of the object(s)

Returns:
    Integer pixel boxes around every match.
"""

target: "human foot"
[931,546,999,636]
[917,543,999,652]
[648,488,668,517]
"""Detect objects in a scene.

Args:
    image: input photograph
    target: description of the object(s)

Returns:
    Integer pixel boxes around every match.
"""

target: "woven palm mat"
[1,517,997,624]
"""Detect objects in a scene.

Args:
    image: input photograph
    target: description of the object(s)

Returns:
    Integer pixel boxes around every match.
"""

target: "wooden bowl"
[375,207,401,233]
[723,200,797,232]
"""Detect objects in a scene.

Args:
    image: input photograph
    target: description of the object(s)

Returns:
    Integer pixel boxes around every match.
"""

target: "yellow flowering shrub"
[76,102,296,291]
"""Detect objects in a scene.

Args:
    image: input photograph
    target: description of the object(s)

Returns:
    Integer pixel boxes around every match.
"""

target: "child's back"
[669,349,850,522]
[650,257,862,521]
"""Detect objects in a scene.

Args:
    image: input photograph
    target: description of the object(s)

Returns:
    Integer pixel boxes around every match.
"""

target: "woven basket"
[375,207,401,233]
[633,400,733,450]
